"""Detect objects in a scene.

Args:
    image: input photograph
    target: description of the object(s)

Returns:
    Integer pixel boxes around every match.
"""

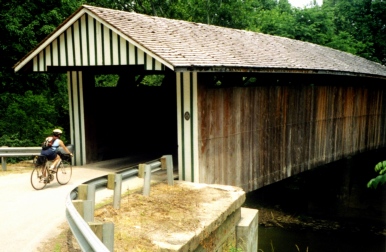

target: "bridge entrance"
[82,67,177,163]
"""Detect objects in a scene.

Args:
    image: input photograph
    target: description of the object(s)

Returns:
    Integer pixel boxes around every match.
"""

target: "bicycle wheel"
[31,167,48,190]
[56,159,72,185]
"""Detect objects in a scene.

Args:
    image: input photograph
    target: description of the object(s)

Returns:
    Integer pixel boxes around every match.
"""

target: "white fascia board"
[86,11,175,71]
[15,8,175,72]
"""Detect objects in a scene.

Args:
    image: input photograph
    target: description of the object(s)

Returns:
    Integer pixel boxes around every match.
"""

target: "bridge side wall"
[197,77,386,192]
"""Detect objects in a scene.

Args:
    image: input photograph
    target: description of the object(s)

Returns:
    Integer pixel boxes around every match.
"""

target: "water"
[258,227,386,252]
[244,151,386,252]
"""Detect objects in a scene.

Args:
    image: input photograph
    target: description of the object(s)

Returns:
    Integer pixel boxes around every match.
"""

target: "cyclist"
[41,129,73,172]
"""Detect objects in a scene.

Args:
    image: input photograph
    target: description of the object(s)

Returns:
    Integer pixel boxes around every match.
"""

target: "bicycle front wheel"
[31,167,48,190]
[56,160,72,185]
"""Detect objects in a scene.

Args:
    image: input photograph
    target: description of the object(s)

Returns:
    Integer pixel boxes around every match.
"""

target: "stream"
[243,151,386,252]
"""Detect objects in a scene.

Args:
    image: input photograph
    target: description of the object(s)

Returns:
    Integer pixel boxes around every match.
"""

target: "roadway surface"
[0,157,150,252]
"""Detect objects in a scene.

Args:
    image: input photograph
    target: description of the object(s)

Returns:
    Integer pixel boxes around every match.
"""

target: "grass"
[36,182,227,251]
[0,160,33,176]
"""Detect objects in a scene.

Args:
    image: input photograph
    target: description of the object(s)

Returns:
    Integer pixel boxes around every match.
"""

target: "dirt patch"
[0,160,33,176]
[37,182,239,252]
[96,183,205,251]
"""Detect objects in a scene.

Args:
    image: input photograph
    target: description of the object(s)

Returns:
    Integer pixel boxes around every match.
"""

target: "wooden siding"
[32,13,165,72]
[197,81,386,192]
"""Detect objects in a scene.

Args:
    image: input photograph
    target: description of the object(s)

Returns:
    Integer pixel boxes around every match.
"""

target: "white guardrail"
[65,155,174,251]
[0,146,41,171]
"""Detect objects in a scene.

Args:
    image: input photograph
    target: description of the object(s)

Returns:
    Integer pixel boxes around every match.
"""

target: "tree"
[324,0,385,64]
[367,161,386,189]
[1,0,385,148]
[0,0,80,146]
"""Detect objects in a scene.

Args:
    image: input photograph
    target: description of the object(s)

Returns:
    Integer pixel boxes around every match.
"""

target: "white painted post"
[162,155,174,186]
[87,184,96,216]
[143,164,151,196]
[113,174,122,209]
[103,222,114,251]
[1,146,7,171]
[1,157,6,171]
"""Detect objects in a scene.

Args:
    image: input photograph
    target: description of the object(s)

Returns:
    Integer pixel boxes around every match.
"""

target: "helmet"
[53,129,63,136]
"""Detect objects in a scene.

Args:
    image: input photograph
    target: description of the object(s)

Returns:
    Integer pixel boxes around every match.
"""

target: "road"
[0,166,114,252]
[0,153,171,252]
[0,156,150,252]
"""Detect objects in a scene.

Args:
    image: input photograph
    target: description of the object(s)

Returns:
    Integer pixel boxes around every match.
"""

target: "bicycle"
[31,151,73,190]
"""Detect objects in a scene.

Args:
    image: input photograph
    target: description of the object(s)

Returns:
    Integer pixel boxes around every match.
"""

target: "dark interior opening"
[83,67,177,163]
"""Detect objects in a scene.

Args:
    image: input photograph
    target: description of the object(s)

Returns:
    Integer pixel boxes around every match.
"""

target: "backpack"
[42,136,57,150]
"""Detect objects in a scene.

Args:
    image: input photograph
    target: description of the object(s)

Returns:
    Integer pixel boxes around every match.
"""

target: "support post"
[103,222,114,251]
[107,173,115,190]
[87,184,96,216]
[78,184,88,200]
[1,157,6,171]
[1,146,8,171]
[236,208,259,252]
[162,155,174,186]
[143,164,151,196]
[72,200,94,222]
[113,174,122,209]
[89,222,103,240]
[138,163,146,178]
[88,222,114,252]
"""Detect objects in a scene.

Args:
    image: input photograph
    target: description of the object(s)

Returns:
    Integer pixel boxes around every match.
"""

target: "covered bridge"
[14,5,386,192]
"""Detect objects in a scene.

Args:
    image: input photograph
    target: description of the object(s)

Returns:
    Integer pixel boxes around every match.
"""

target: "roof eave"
[174,66,386,80]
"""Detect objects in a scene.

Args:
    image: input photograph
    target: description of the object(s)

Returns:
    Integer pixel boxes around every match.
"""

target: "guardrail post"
[89,222,114,252]
[78,184,88,200]
[138,163,146,178]
[143,164,151,196]
[1,157,6,171]
[113,174,122,209]
[1,146,7,171]
[107,173,122,209]
[103,222,114,251]
[107,174,115,189]
[72,200,94,222]
[87,184,96,216]
[161,155,174,186]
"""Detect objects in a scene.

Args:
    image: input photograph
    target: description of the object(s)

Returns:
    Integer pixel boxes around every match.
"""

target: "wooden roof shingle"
[14,5,386,79]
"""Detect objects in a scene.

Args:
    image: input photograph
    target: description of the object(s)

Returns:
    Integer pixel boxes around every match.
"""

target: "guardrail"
[0,146,41,171]
[65,155,174,251]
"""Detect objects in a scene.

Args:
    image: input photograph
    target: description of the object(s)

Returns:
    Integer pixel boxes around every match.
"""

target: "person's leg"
[49,155,61,170]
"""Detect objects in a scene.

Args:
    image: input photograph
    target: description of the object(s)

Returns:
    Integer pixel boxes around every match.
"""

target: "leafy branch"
[367,161,386,189]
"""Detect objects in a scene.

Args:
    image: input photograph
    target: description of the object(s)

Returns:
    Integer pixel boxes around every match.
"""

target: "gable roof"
[14,5,386,79]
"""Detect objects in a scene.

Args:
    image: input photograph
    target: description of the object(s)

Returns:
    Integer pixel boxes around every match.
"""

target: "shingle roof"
[15,5,386,79]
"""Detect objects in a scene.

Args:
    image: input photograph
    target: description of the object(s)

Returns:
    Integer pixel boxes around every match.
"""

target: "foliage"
[0,134,34,148]
[367,161,386,189]
[0,0,385,150]
[95,74,119,87]
[0,0,77,147]
[141,75,164,86]
[0,91,59,143]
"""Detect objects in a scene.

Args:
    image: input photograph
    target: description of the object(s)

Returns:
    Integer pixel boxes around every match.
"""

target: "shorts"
[41,148,57,161]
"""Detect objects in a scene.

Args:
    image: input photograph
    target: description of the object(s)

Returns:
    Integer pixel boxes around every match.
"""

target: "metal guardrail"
[65,157,170,251]
[0,146,41,171]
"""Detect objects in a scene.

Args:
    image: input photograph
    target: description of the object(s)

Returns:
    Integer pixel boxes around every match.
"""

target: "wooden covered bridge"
[14,5,386,192]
